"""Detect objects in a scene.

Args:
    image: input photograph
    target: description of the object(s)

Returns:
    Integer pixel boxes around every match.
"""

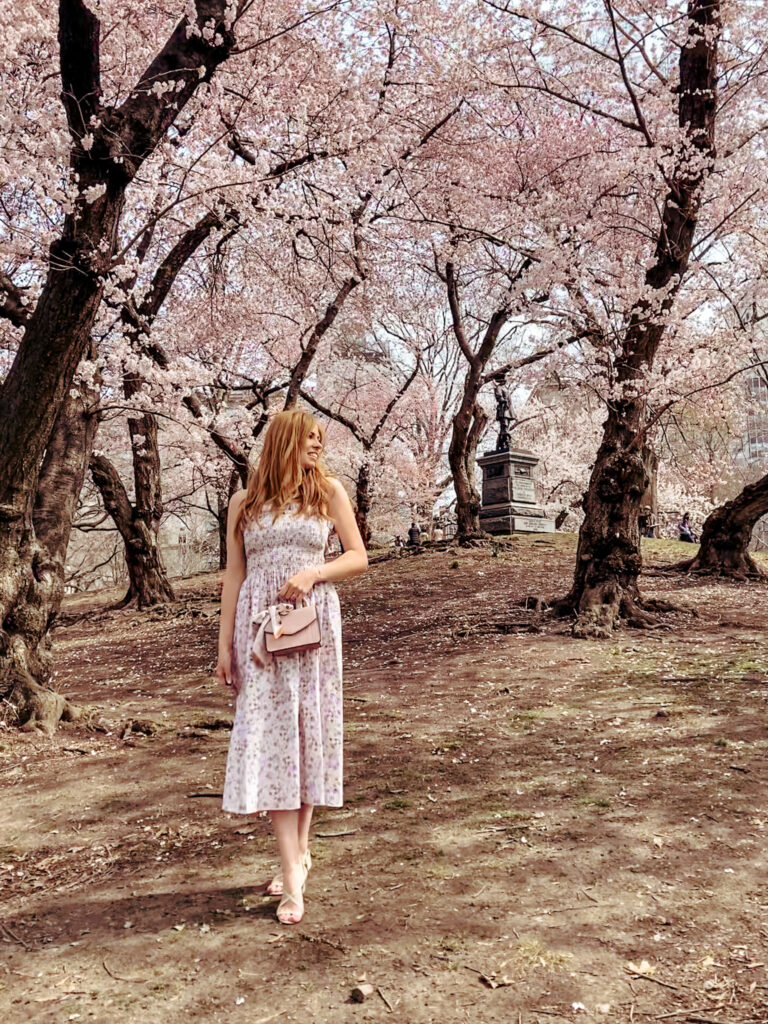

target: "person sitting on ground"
[407,522,421,546]
[678,512,697,543]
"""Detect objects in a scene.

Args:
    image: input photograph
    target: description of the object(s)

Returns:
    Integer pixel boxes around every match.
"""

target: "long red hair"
[235,408,334,533]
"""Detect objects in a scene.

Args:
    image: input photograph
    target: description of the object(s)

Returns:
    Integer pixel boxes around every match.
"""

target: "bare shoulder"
[229,489,247,513]
[327,477,351,506]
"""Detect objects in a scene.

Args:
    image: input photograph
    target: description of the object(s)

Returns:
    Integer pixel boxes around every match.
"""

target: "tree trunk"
[564,0,720,636]
[0,196,121,731]
[0,370,101,731]
[450,402,488,543]
[217,467,242,569]
[355,460,372,548]
[90,454,175,608]
[676,471,768,578]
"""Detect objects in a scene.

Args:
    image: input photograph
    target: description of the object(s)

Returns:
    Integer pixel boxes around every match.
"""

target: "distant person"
[678,512,696,543]
[394,534,404,549]
[407,522,421,546]
[214,409,368,926]
[639,507,656,539]
[433,525,445,542]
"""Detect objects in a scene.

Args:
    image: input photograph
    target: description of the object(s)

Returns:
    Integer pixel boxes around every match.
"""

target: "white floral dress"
[222,505,344,814]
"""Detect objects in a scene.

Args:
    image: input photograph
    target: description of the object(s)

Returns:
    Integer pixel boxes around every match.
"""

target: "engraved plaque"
[512,516,555,533]
[511,478,536,503]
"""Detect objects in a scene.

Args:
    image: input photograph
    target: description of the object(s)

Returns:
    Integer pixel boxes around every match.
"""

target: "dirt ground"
[1,534,768,1024]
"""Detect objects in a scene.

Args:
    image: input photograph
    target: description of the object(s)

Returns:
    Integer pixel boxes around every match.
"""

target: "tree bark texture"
[566,0,720,636]
[217,467,242,570]
[676,471,768,578]
[449,402,489,542]
[0,1,236,728]
[89,455,176,608]
[355,461,372,548]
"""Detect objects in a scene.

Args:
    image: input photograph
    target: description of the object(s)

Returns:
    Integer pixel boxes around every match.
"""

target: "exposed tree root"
[671,557,765,581]
[522,589,694,638]
[456,532,491,548]
[4,676,77,734]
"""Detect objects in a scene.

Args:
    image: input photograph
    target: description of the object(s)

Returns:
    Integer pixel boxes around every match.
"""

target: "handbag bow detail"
[251,600,321,666]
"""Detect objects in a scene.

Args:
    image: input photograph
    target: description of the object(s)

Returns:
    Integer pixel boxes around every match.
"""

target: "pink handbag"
[263,600,321,658]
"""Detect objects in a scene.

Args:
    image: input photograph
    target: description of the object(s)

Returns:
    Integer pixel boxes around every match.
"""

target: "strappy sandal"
[276,888,304,925]
[266,849,311,897]
[276,859,308,925]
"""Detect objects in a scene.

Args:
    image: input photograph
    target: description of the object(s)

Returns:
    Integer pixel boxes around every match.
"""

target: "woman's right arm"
[214,490,248,690]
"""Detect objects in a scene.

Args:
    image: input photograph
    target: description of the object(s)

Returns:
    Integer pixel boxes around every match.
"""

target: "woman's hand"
[214,648,240,695]
[278,567,320,603]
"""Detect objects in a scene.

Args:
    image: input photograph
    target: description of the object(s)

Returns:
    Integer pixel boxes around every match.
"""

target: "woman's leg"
[298,803,313,857]
[270,809,304,923]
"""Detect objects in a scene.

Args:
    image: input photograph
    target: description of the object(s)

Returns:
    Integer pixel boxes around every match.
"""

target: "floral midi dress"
[222,505,344,814]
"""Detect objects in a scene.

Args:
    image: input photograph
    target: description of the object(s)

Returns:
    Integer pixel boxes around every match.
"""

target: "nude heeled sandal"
[266,848,311,897]
[276,857,309,926]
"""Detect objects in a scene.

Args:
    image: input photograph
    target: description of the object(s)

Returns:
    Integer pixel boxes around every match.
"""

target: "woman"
[215,409,368,925]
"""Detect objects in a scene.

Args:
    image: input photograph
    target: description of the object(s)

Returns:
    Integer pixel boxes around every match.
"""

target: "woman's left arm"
[277,480,368,601]
[315,478,368,583]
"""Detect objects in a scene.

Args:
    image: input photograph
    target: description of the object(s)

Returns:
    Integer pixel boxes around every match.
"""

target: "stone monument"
[477,385,555,535]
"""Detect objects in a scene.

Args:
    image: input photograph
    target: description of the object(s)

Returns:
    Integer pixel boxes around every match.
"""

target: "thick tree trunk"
[564,0,720,635]
[449,402,489,543]
[0,200,121,730]
[355,460,372,548]
[566,426,656,634]
[676,472,768,578]
[0,373,100,731]
[90,454,175,608]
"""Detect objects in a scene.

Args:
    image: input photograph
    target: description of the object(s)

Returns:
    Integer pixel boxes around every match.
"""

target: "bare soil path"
[1,535,767,1023]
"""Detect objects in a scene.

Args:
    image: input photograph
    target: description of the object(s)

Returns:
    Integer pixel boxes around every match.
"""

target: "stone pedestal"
[478,448,555,535]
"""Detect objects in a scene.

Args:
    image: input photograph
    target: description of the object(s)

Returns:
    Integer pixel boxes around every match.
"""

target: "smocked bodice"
[242,505,329,575]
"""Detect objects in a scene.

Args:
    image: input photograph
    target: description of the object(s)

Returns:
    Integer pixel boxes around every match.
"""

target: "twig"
[581,888,600,904]
[315,829,357,838]
[344,696,369,702]
[62,747,90,755]
[377,986,394,1012]
[655,1010,710,1020]
[727,764,750,773]
[625,970,680,991]
[685,1017,736,1024]
[0,923,31,950]
[102,958,148,983]
[186,792,223,798]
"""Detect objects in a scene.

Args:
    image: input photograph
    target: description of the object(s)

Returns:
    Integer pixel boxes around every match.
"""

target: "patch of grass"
[724,656,764,675]
[426,861,460,879]
[383,797,412,810]
[579,796,612,809]
[516,937,574,968]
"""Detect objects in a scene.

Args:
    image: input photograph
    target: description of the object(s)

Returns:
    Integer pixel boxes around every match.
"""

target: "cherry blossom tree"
[0,0,352,729]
